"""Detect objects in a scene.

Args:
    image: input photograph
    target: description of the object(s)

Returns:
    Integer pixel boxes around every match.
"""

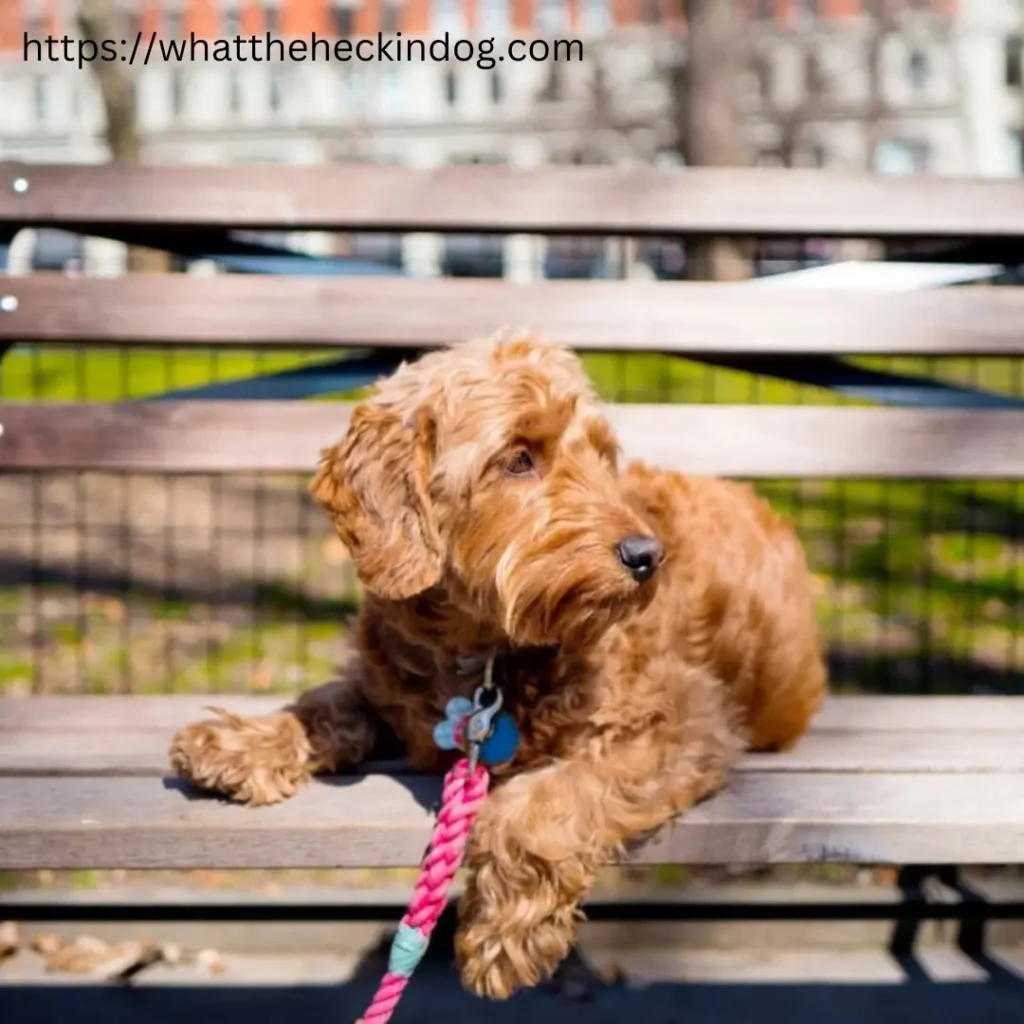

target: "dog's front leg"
[453,742,724,997]
[454,667,743,1000]
[169,662,377,806]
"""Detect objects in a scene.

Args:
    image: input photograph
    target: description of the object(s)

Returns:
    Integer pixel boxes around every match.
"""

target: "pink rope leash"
[355,757,491,1024]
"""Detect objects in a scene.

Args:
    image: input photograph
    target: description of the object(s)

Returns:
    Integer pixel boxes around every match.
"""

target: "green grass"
[4,344,1021,406]
[0,347,318,401]
[583,352,1024,406]
[0,345,1021,695]
[0,581,352,697]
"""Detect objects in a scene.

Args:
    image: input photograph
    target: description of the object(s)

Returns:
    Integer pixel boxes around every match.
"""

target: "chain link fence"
[1,233,1020,697]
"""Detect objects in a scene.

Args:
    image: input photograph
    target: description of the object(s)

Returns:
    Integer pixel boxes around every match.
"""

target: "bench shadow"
[162,769,444,815]
[6,875,1024,1023]
[2,944,1023,1024]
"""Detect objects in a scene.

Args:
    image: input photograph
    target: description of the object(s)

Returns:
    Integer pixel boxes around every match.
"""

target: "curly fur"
[170,330,827,998]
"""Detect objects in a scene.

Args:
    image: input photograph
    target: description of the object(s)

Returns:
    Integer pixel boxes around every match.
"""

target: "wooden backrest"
[5,163,1024,237]
[1,162,1023,480]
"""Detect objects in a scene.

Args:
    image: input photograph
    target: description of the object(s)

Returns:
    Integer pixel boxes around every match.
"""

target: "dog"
[169,330,827,999]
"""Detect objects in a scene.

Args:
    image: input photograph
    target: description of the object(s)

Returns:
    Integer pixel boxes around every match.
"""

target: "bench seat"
[2,696,1022,870]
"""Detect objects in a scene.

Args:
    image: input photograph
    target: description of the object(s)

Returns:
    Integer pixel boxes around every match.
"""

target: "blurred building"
[0,0,1021,275]
[1,0,1022,172]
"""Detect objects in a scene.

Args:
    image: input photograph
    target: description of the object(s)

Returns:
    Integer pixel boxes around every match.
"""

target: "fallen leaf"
[196,948,225,975]
[874,866,898,887]
[43,935,110,974]
[30,933,63,957]
[160,943,184,966]
[0,921,19,959]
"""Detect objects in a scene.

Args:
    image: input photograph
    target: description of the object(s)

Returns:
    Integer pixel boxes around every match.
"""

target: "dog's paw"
[455,895,574,1000]
[168,708,311,806]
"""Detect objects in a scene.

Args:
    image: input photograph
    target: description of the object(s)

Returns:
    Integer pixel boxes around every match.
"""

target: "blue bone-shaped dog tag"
[433,695,519,767]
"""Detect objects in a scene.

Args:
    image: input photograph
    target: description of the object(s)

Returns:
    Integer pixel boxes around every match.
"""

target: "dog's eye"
[504,449,535,477]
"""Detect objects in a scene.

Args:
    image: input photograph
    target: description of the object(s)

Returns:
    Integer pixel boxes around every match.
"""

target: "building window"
[265,3,279,37]
[536,0,566,33]
[580,0,610,34]
[32,75,47,124]
[435,0,462,35]
[810,140,827,168]
[342,69,367,117]
[381,2,400,35]
[228,70,242,114]
[490,71,503,105]
[333,5,354,36]
[1006,129,1023,173]
[443,68,457,107]
[1006,36,1023,88]
[804,50,826,97]
[753,51,773,99]
[164,11,182,38]
[380,67,403,117]
[907,48,928,90]
[539,62,564,101]
[170,69,186,118]
[875,138,929,175]
[268,66,284,112]
[755,0,775,17]
[224,9,242,39]
[480,0,509,35]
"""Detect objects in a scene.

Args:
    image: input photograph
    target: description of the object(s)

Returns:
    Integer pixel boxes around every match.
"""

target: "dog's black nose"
[616,535,664,582]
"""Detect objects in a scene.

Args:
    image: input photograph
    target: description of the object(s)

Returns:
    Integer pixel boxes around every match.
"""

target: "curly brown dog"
[170,330,827,999]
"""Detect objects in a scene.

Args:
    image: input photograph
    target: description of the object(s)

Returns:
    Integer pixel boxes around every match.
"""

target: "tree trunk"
[683,0,752,281]
[77,0,169,273]
[863,1,886,172]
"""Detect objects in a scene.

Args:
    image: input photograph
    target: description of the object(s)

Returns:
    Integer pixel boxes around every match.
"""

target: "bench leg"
[168,670,378,805]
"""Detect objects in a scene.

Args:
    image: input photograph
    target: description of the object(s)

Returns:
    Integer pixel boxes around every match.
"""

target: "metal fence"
[0,233,1021,698]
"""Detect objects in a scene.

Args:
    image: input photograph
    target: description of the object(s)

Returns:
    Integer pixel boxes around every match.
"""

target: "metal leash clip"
[434,652,518,773]
[465,684,504,774]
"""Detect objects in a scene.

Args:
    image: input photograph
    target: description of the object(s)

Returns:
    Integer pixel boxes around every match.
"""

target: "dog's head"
[311,331,664,647]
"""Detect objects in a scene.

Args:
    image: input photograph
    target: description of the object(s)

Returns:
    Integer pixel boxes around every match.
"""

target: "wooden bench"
[1,162,1023,893]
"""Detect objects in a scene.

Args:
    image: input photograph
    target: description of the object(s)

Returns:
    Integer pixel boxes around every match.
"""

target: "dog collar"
[454,652,491,676]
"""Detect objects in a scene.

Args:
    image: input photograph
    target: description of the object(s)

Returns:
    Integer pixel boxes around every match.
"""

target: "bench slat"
[4,277,1024,355]
[5,695,1020,733]
[1,728,1022,777]
[2,772,1022,868]
[3,163,1024,238]
[2,402,1024,477]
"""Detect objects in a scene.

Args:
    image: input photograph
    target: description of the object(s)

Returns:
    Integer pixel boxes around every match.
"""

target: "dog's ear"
[310,404,442,601]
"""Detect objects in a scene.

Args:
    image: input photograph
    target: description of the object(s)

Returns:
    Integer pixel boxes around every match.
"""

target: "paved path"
[3,942,1024,1024]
